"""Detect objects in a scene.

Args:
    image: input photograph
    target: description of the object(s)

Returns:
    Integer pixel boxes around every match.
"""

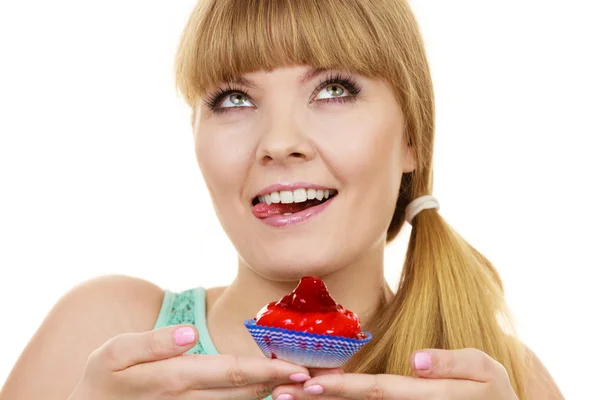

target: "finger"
[301,373,455,399]
[200,372,338,400]
[272,383,348,400]
[200,380,295,400]
[133,353,311,390]
[192,354,311,388]
[269,368,343,398]
[265,368,343,398]
[93,325,198,371]
[410,348,506,382]
[278,376,488,400]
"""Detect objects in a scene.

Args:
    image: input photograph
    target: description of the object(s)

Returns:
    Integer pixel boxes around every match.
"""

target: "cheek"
[309,109,402,188]
[194,121,256,197]
[308,108,403,241]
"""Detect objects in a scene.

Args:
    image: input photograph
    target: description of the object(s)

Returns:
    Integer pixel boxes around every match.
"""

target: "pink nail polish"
[414,352,432,370]
[276,395,294,400]
[174,327,196,346]
[304,385,324,395]
[289,373,311,382]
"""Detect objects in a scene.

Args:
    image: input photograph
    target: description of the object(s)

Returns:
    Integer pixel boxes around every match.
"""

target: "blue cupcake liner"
[244,319,372,368]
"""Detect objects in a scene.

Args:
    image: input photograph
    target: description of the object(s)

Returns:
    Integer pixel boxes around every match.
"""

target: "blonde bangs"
[175,0,394,104]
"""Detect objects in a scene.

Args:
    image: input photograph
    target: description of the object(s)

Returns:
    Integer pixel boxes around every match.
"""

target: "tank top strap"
[153,287,272,399]
[153,287,218,355]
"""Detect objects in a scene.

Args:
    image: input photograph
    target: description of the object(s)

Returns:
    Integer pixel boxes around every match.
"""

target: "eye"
[314,84,349,100]
[219,92,253,108]
[310,73,362,105]
[203,85,255,114]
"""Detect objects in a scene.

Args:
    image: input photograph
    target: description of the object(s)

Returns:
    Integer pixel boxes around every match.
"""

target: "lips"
[250,184,338,226]
[252,195,334,217]
[252,189,337,217]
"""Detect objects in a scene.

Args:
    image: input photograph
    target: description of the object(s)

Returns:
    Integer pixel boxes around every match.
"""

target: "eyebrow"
[226,67,330,89]
[299,67,329,84]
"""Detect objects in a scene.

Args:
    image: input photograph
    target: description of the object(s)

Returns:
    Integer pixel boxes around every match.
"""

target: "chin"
[248,254,345,283]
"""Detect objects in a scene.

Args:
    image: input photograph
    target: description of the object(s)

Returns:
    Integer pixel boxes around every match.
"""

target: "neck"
[207,239,392,357]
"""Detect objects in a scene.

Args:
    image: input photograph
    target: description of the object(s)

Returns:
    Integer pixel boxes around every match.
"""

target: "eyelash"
[203,73,363,115]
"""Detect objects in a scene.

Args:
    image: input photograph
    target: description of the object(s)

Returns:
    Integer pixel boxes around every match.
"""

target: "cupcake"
[244,276,372,368]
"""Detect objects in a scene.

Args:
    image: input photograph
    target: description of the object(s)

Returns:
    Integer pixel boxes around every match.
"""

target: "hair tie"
[405,195,440,225]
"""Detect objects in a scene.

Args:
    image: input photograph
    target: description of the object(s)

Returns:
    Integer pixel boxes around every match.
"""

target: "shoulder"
[0,275,165,400]
[44,274,166,334]
[64,274,165,326]
[523,345,564,399]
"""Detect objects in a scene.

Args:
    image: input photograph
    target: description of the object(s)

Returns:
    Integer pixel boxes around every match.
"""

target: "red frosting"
[255,276,365,339]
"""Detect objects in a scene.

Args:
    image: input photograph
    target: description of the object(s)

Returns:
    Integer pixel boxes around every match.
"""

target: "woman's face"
[193,65,415,281]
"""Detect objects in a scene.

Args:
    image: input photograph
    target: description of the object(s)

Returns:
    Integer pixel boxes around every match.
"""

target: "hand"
[68,324,311,400]
[272,348,518,400]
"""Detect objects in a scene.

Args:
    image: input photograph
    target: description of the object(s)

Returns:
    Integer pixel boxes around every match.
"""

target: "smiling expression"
[193,65,416,280]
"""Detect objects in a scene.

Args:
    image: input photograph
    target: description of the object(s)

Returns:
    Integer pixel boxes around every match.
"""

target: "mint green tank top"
[153,288,273,400]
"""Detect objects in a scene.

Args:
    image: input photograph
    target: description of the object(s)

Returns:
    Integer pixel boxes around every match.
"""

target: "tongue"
[252,199,324,218]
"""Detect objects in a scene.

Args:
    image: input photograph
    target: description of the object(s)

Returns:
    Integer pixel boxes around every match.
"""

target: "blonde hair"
[174,0,527,397]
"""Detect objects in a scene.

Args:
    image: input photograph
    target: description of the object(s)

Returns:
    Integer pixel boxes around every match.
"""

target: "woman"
[0,0,563,399]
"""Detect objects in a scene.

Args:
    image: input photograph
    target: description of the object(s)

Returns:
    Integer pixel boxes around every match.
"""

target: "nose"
[255,112,316,166]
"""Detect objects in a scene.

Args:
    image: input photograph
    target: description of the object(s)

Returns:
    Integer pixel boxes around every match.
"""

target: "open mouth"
[251,188,338,218]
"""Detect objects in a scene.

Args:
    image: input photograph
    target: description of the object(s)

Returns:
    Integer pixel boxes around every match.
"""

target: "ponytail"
[347,176,528,399]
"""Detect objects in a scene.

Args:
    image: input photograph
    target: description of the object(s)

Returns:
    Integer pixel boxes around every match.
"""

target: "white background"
[1,1,598,398]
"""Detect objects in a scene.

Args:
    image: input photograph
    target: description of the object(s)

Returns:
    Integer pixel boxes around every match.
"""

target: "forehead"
[176,0,392,101]
[216,66,360,88]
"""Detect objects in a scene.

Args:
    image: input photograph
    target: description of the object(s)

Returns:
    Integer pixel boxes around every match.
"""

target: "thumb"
[96,325,198,371]
[410,348,503,382]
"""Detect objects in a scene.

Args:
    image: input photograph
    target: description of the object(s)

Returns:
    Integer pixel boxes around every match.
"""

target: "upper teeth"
[257,188,334,205]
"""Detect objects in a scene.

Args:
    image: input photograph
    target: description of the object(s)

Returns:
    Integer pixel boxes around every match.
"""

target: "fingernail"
[174,327,195,346]
[276,395,294,400]
[414,352,432,370]
[304,385,324,395]
[289,373,311,382]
